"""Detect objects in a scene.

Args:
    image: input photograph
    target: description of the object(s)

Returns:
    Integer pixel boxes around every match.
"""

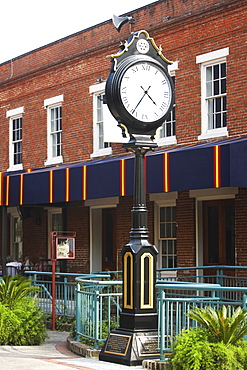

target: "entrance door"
[102,208,116,271]
[203,200,235,267]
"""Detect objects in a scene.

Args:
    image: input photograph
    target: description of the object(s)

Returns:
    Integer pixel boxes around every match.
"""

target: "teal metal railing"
[25,266,247,360]
[75,275,122,349]
[156,281,247,361]
[25,271,82,316]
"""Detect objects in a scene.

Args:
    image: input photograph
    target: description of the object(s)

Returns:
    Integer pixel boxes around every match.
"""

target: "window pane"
[221,78,226,94]
[216,97,221,112]
[160,223,165,238]
[160,207,165,222]
[206,81,212,97]
[166,207,171,221]
[221,62,226,78]
[213,64,219,79]
[214,80,219,95]
[208,99,214,129]
[166,223,171,238]
[206,66,212,81]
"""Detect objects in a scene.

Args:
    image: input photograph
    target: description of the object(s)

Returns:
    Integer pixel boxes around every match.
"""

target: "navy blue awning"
[1,137,247,206]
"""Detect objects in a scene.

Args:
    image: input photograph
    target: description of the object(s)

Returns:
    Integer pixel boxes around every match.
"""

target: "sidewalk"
[0,331,144,370]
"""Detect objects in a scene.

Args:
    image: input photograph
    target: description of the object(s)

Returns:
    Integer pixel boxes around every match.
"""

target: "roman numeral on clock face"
[160,102,168,111]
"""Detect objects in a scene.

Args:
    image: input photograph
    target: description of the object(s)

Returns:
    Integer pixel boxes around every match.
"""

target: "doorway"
[102,208,116,271]
[203,199,235,267]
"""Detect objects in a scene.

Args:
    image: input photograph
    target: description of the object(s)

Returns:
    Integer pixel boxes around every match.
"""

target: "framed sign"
[56,236,75,259]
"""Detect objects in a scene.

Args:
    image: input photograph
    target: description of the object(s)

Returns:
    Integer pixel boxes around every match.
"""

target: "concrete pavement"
[0,331,144,370]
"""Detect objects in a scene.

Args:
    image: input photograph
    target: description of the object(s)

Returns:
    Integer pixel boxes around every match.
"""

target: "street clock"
[105,30,174,138]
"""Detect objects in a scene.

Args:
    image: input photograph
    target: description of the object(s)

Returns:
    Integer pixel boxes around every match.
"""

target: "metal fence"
[25,266,247,361]
[156,281,247,361]
[75,275,122,348]
[25,271,80,316]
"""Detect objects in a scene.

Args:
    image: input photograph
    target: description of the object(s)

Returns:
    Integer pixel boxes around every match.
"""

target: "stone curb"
[67,337,100,358]
[142,359,168,369]
[67,337,168,369]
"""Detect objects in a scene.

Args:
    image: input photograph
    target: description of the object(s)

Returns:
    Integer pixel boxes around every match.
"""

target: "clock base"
[123,134,158,151]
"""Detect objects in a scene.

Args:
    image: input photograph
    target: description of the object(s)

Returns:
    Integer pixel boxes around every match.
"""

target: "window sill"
[90,147,112,159]
[157,136,177,147]
[44,156,63,166]
[198,127,228,141]
[7,164,23,172]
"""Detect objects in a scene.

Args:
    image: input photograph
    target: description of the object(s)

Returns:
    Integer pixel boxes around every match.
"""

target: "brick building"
[0,0,247,275]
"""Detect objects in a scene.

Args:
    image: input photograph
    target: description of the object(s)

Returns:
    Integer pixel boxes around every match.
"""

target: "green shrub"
[0,275,39,309]
[167,327,247,370]
[186,305,247,345]
[0,276,47,345]
[168,305,247,370]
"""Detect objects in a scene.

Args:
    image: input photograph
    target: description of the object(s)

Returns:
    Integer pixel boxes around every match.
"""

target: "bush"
[167,327,247,370]
[168,305,247,370]
[0,276,47,345]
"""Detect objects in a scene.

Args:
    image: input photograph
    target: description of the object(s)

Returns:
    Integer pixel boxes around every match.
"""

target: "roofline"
[0,1,159,67]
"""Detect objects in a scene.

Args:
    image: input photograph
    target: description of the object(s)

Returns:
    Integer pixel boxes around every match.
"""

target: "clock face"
[120,61,172,123]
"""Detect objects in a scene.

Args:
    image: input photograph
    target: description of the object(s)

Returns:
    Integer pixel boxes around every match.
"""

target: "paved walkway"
[0,331,144,370]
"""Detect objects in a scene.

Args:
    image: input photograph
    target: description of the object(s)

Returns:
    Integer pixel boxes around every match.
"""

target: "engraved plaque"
[137,335,159,357]
[104,333,131,356]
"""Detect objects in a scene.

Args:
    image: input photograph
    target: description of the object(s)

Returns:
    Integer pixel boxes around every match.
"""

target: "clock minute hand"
[132,92,146,113]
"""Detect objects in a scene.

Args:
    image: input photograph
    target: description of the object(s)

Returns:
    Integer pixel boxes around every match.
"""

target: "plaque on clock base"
[99,329,159,366]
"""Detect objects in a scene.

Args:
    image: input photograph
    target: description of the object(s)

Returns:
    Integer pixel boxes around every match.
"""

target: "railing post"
[94,289,100,349]
[159,289,165,362]
[76,283,81,341]
[64,277,68,315]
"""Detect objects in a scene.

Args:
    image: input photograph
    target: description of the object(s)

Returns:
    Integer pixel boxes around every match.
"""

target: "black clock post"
[99,30,174,366]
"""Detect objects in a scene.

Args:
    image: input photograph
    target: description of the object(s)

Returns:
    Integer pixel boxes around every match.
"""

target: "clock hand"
[132,92,146,113]
[132,86,153,114]
[141,86,157,105]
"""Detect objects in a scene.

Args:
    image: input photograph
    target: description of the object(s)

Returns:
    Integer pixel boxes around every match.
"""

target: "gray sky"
[0,0,153,64]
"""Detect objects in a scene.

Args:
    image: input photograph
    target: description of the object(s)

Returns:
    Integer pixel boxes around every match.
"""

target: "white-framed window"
[44,95,64,166]
[157,62,178,147]
[159,205,177,269]
[89,82,127,158]
[197,48,229,140]
[6,107,24,171]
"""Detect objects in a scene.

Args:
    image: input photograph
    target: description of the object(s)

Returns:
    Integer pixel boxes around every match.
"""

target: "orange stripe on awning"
[20,174,24,205]
[163,152,170,193]
[82,166,87,200]
[120,159,126,196]
[65,168,70,202]
[214,145,221,188]
[49,171,53,203]
[5,176,10,206]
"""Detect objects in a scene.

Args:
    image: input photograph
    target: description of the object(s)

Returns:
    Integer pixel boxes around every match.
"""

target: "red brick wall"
[0,0,247,274]
[23,209,47,265]
[0,0,246,171]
